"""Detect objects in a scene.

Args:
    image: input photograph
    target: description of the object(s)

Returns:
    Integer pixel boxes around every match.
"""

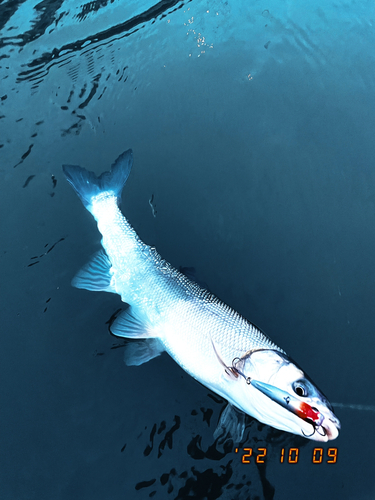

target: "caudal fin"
[62,149,133,210]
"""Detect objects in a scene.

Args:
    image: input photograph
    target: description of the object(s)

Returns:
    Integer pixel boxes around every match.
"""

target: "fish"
[62,149,340,442]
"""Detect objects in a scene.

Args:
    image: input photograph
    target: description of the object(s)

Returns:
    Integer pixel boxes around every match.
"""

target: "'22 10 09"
[235,447,338,464]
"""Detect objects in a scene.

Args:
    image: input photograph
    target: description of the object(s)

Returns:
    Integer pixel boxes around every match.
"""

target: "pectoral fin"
[214,404,247,443]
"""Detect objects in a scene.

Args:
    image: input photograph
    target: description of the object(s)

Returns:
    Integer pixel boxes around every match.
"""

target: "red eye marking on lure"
[295,402,322,423]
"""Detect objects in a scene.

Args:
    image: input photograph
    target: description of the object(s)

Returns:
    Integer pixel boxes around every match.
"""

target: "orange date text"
[235,447,338,464]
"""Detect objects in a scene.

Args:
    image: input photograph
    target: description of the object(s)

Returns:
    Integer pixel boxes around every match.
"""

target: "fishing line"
[332,403,375,412]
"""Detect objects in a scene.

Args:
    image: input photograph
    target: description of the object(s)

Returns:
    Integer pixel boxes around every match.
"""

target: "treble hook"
[231,357,252,384]
[315,424,327,437]
[301,421,327,438]
[211,339,256,383]
[301,423,316,438]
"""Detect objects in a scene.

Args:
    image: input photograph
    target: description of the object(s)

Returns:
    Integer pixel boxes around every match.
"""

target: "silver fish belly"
[63,149,340,442]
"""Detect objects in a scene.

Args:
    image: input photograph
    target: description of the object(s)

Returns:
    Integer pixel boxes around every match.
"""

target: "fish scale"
[93,192,283,384]
[96,199,278,340]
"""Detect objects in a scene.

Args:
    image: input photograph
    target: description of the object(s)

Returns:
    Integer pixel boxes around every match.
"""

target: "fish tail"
[62,149,133,211]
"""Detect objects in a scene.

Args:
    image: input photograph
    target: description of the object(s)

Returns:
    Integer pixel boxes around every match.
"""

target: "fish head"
[227,349,340,441]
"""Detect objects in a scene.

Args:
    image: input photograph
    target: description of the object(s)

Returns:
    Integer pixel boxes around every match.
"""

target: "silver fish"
[63,149,340,442]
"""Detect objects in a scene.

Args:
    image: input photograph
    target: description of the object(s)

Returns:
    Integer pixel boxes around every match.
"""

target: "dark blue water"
[1,1,375,498]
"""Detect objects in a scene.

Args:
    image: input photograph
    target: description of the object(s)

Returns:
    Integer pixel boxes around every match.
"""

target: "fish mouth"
[323,421,340,440]
[311,408,341,441]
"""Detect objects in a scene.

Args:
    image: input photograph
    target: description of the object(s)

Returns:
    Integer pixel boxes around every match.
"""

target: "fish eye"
[293,380,308,397]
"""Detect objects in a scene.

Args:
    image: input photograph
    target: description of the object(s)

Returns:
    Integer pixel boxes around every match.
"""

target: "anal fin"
[124,339,164,366]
